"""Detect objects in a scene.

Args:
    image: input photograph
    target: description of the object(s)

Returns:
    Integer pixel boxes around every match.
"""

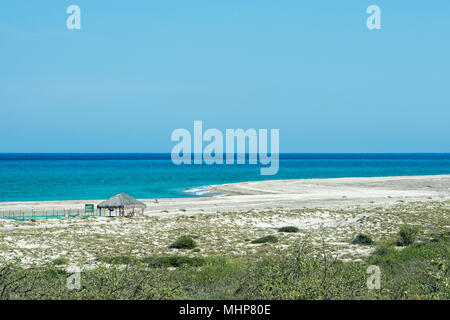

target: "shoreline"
[1,173,449,202]
[1,174,448,268]
[1,174,449,216]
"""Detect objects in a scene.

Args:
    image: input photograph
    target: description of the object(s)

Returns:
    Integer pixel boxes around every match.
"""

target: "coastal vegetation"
[0,233,448,300]
[278,226,300,233]
[351,234,374,245]
[0,200,448,299]
[396,224,420,246]
[52,257,69,266]
[169,236,198,249]
[251,235,278,244]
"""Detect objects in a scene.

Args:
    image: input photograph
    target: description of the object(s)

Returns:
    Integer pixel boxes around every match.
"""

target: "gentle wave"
[183,185,219,196]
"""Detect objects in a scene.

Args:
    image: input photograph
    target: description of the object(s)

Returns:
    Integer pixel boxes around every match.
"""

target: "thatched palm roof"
[97,193,146,209]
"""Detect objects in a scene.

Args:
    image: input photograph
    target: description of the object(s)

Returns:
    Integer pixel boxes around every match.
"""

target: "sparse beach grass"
[0,199,449,299]
[0,200,448,268]
[0,231,448,300]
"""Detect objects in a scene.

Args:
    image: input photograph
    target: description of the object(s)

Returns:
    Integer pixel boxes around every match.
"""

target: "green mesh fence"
[0,209,103,221]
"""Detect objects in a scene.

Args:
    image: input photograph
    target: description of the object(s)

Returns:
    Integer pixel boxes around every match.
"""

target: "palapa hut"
[97,193,146,217]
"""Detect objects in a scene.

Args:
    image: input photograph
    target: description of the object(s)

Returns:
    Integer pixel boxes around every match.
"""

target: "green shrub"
[142,256,205,268]
[251,235,278,244]
[367,235,449,299]
[238,244,368,299]
[43,268,69,277]
[169,236,198,249]
[52,257,69,265]
[0,235,448,300]
[278,226,299,233]
[396,224,419,246]
[372,245,392,256]
[96,255,138,265]
[351,234,373,245]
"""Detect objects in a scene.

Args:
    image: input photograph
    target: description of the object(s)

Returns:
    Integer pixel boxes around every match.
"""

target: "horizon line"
[0,152,449,155]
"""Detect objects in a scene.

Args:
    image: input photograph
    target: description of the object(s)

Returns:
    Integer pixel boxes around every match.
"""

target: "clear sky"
[1,1,449,153]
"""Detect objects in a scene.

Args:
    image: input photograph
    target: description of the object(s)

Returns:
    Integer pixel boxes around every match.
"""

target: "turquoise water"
[0,153,449,202]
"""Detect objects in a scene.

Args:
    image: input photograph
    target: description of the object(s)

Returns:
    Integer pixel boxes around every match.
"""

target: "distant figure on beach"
[154,199,159,203]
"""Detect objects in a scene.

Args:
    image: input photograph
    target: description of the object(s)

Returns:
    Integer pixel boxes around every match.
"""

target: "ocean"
[0,153,449,202]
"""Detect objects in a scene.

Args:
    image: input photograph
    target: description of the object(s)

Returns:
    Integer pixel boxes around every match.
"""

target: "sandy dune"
[1,175,449,267]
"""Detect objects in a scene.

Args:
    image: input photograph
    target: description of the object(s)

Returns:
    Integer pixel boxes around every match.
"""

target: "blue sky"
[1,1,449,152]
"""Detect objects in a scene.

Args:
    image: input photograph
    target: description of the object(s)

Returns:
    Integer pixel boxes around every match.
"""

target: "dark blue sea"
[0,153,449,202]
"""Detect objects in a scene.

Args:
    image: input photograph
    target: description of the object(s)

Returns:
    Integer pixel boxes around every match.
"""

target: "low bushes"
[142,256,205,268]
[0,234,448,300]
[96,256,138,265]
[367,234,449,299]
[169,236,198,249]
[97,255,205,268]
[396,224,419,246]
[52,257,69,266]
[251,235,278,244]
[277,226,299,233]
[351,234,373,245]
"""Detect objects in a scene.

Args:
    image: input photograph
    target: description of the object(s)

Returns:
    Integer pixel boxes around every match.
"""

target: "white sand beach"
[0,175,449,268]
[1,175,449,215]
